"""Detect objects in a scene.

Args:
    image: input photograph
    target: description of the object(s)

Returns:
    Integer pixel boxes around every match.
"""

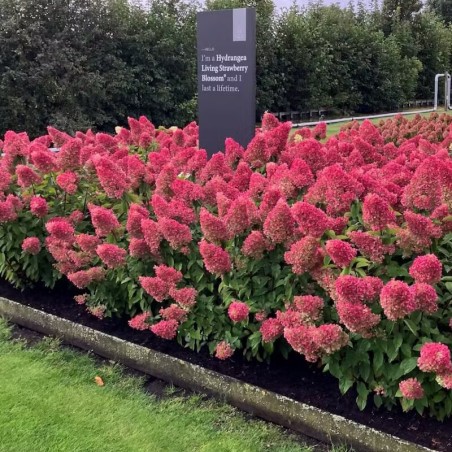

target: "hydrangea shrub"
[1,112,452,419]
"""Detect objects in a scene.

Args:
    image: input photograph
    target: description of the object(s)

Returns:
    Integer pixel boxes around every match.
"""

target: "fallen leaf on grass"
[94,376,104,386]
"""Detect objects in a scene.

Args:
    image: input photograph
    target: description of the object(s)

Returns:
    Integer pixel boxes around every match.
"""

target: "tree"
[382,0,423,22]
[428,0,452,24]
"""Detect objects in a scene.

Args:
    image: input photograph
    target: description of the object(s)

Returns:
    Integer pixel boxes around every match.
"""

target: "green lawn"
[0,319,329,452]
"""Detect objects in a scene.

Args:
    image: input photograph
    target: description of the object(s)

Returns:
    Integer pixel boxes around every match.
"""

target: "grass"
[0,319,341,452]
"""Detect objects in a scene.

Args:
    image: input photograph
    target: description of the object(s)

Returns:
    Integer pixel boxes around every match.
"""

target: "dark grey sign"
[197,8,256,156]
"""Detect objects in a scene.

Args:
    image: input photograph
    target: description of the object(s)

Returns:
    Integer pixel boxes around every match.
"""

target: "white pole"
[434,73,444,111]
[447,73,451,110]
[445,72,450,111]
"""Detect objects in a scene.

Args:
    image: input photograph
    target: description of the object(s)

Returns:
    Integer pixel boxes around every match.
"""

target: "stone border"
[0,296,434,452]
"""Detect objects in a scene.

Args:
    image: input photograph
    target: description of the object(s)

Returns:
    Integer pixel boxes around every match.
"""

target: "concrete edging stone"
[0,296,434,452]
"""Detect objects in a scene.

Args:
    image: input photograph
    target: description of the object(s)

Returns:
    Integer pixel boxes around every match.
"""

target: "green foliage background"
[0,0,451,137]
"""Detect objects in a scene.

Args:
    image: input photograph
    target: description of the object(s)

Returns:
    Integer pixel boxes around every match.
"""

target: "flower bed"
[0,112,451,420]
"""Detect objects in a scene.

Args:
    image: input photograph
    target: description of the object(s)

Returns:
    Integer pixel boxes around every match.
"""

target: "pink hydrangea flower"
[155,164,176,197]
[22,237,41,255]
[409,254,442,285]
[67,267,105,289]
[284,325,320,362]
[56,138,82,170]
[45,219,74,242]
[56,171,78,194]
[215,341,234,360]
[68,270,91,288]
[96,244,127,268]
[151,194,196,225]
[169,287,197,308]
[129,238,150,258]
[76,234,101,256]
[158,217,192,250]
[244,134,270,168]
[348,231,394,264]
[284,236,321,275]
[313,324,349,354]
[289,158,314,188]
[126,204,149,238]
[150,319,178,340]
[141,219,162,254]
[418,343,452,374]
[30,148,57,173]
[92,155,130,198]
[255,311,267,322]
[69,210,84,224]
[199,240,231,275]
[380,280,416,321]
[402,158,443,211]
[160,305,188,322]
[260,318,284,342]
[228,301,249,323]
[74,294,88,305]
[291,201,331,238]
[325,239,357,268]
[128,312,151,331]
[16,165,41,188]
[293,295,324,322]
[230,161,252,191]
[399,378,424,400]
[87,305,106,319]
[223,195,256,236]
[224,137,244,167]
[263,199,295,244]
[410,283,438,314]
[139,276,169,302]
[276,309,303,329]
[335,299,380,335]
[88,204,120,237]
[242,230,270,260]
[362,193,396,231]
[305,164,363,216]
[0,198,18,223]
[199,207,229,244]
[405,211,442,239]
[436,373,452,390]
[154,265,183,286]
[30,196,48,218]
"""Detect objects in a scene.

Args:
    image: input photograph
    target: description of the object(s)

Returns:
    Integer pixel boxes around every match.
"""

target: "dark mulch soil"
[1,279,451,451]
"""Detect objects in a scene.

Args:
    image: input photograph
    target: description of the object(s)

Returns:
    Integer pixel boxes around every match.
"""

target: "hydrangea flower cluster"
[1,112,452,418]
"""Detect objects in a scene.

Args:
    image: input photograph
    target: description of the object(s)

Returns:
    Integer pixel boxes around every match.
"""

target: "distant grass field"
[0,319,351,452]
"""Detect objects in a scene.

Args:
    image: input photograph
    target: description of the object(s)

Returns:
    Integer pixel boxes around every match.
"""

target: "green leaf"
[445,282,452,294]
[356,382,369,411]
[399,357,418,376]
[360,362,371,381]
[433,392,446,403]
[329,360,342,379]
[339,379,354,395]
[374,394,383,408]
[400,343,412,358]
[373,351,384,375]
[403,319,419,337]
